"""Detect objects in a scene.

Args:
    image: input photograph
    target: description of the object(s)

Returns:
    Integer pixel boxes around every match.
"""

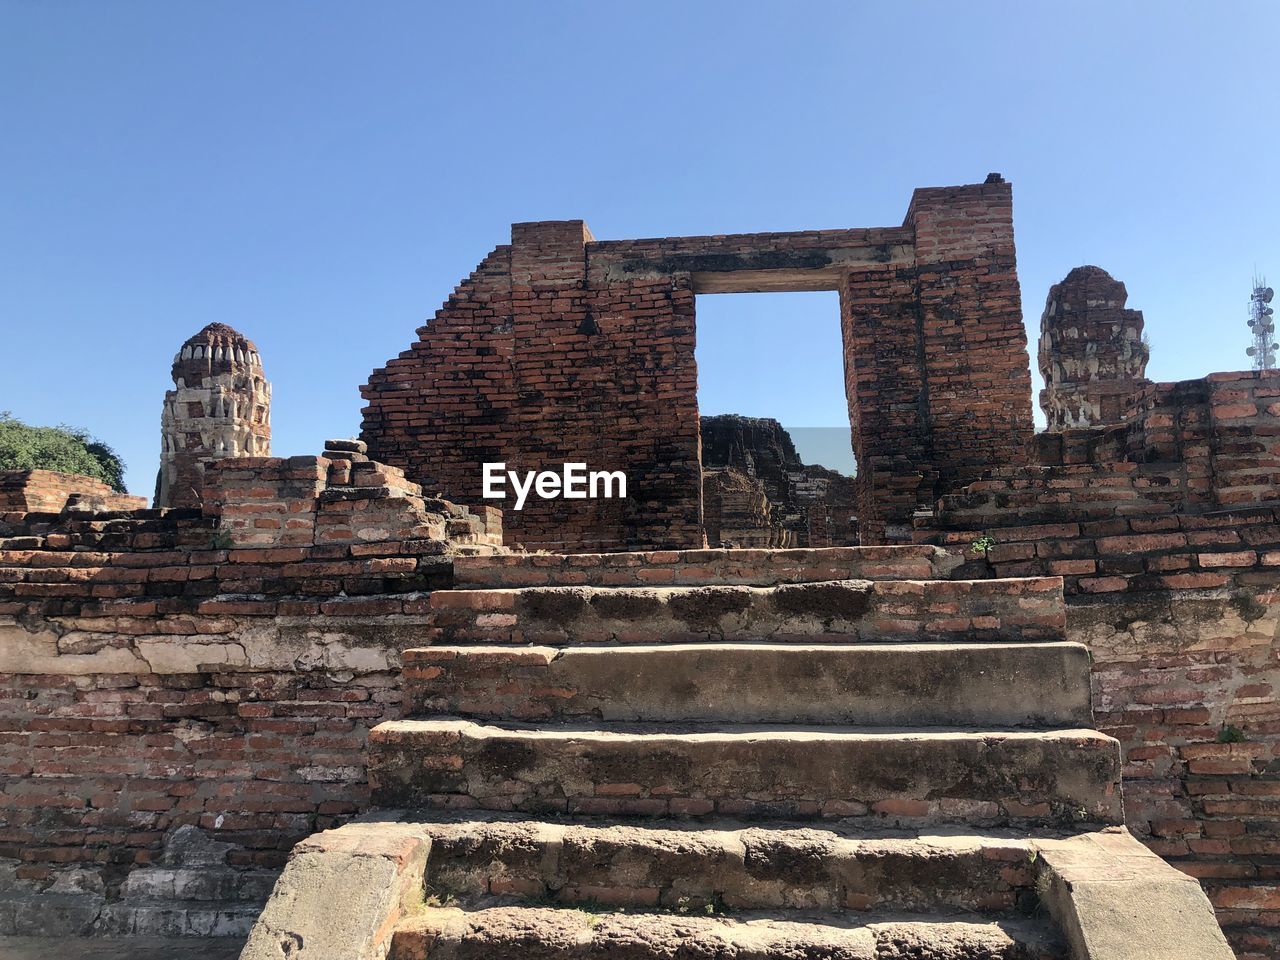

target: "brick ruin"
[699,414,857,547]
[1038,265,1150,430]
[360,175,1032,549]
[0,440,501,937]
[0,176,1277,958]
[0,470,145,515]
[157,323,272,509]
[910,268,1280,959]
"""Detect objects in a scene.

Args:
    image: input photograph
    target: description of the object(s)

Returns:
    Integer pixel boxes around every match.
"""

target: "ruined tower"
[156,323,271,508]
[1038,265,1150,431]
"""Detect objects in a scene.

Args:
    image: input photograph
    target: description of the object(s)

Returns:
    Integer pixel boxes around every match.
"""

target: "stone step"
[410,816,1047,914]
[452,546,960,589]
[389,905,1066,960]
[367,719,1122,827]
[242,818,1235,960]
[426,577,1065,646]
[403,642,1094,728]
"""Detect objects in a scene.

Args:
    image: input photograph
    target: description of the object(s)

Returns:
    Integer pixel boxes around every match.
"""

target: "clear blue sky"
[3,1,1277,493]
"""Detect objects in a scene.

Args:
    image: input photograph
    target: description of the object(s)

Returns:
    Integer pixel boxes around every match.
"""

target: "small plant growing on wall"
[208,529,234,550]
[1218,724,1247,744]
[971,534,997,556]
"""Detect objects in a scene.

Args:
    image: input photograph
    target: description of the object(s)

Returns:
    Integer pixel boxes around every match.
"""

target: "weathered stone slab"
[368,719,1123,827]
[428,577,1066,645]
[239,822,430,960]
[389,905,1064,960]
[410,815,1041,913]
[403,641,1094,728]
[1036,829,1236,960]
[454,546,958,589]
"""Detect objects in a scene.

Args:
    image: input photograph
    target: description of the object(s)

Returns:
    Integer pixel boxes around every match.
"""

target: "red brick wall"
[359,227,701,553]
[918,515,1280,959]
[1030,370,1280,511]
[905,181,1034,511]
[361,179,1034,550]
[1204,371,1280,508]
[0,470,146,514]
[0,491,496,914]
[202,454,501,550]
[915,368,1280,958]
[1,655,402,875]
[2,493,1268,949]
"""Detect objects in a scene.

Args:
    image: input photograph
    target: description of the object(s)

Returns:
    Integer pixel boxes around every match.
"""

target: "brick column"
[907,178,1033,495]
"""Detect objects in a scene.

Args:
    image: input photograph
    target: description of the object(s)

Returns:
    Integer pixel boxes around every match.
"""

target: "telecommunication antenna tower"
[1247,275,1277,371]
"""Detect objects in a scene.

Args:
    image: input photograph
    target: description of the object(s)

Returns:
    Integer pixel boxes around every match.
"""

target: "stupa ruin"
[157,322,272,509]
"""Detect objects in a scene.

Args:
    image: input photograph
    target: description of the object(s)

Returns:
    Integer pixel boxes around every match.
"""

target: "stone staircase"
[241,546,1235,960]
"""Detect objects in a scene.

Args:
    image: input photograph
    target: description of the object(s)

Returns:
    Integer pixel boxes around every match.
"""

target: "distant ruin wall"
[699,415,857,547]
[361,178,1034,550]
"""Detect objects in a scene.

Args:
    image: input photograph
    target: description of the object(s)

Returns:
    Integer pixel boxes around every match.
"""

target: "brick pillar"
[510,220,593,286]
[840,264,927,544]
[843,177,1034,542]
[906,179,1033,498]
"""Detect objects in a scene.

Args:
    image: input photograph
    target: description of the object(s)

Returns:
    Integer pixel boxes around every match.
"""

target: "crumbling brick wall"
[357,226,700,553]
[0,449,501,936]
[915,369,1280,958]
[843,179,1033,542]
[203,443,501,550]
[947,370,1280,521]
[917,510,1280,960]
[0,469,146,514]
[0,535,438,934]
[361,178,1034,550]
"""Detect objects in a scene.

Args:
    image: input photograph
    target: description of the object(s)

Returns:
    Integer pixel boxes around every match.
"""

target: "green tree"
[0,412,128,492]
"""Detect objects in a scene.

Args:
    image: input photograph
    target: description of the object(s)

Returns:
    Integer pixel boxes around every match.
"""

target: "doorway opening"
[694,291,858,548]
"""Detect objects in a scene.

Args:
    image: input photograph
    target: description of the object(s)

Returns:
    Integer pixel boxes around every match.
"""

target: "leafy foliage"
[0,412,127,492]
